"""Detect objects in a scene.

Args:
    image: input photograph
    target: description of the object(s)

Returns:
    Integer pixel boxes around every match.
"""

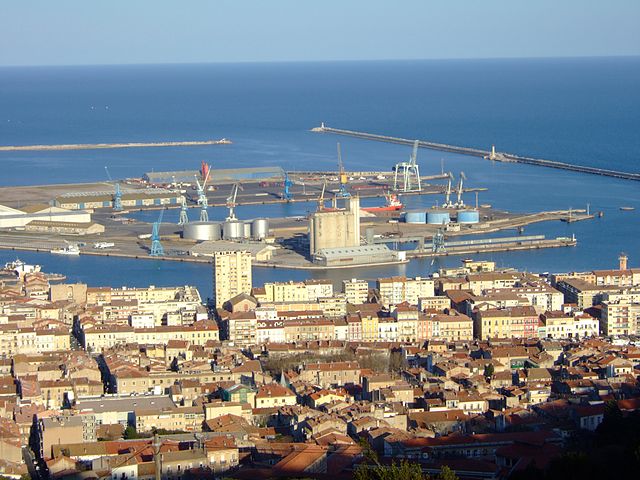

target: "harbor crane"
[393,140,422,193]
[455,171,466,208]
[150,208,165,257]
[226,183,242,220]
[104,166,123,211]
[317,180,327,211]
[443,172,455,208]
[194,167,211,222]
[336,143,350,198]
[178,195,189,225]
[282,173,293,201]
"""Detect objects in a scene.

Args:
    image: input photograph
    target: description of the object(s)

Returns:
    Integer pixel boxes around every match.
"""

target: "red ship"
[362,193,404,213]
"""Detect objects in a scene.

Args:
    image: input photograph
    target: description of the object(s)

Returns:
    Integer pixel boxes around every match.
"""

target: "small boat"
[620,206,635,211]
[51,244,80,256]
[362,193,403,213]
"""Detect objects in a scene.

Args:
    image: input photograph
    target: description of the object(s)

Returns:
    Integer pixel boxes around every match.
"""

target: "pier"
[0,139,231,152]
[312,124,640,182]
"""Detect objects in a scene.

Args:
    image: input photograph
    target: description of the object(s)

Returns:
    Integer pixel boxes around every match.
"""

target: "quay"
[312,124,640,182]
[0,138,231,152]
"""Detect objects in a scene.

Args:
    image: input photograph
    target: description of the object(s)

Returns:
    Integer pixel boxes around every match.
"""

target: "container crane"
[150,208,165,257]
[194,167,211,222]
[337,143,350,198]
[104,166,123,211]
[226,183,242,220]
[393,140,421,192]
[455,171,466,208]
[317,180,326,211]
[178,195,189,225]
[443,172,455,208]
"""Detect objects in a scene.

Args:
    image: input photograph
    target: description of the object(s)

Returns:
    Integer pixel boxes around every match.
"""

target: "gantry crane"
[226,183,242,220]
[150,208,165,257]
[178,195,189,225]
[282,173,293,201]
[104,166,123,211]
[393,140,422,192]
[443,172,455,208]
[194,167,211,222]
[317,180,327,211]
[455,171,466,208]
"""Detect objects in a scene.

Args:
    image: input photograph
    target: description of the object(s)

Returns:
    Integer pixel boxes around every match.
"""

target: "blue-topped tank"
[457,209,480,224]
[427,210,451,225]
[405,210,427,224]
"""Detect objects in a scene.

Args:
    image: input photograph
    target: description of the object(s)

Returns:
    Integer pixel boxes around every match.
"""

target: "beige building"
[601,300,640,336]
[309,196,361,255]
[343,278,369,304]
[540,311,600,339]
[212,251,252,308]
[377,276,435,306]
[474,306,539,340]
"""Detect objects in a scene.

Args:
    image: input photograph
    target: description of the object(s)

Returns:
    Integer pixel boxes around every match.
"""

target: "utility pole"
[154,433,162,480]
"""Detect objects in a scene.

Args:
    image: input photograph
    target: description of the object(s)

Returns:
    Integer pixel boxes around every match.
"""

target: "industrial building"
[0,204,93,229]
[24,220,105,236]
[212,250,252,309]
[190,240,275,262]
[142,166,285,185]
[313,244,404,267]
[308,196,361,256]
[55,189,180,210]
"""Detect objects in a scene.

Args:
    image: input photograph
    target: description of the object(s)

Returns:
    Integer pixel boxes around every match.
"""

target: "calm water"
[0,58,639,295]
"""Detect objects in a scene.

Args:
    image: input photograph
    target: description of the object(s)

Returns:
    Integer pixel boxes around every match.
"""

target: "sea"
[0,57,639,300]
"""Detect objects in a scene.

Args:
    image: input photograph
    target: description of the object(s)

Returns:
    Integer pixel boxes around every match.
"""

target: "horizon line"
[1,53,639,69]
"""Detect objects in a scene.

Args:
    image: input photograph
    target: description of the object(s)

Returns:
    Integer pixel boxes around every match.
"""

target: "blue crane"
[282,173,293,201]
[150,208,165,257]
[104,166,123,211]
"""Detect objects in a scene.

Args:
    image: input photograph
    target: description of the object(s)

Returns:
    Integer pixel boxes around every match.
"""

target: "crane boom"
[410,140,419,166]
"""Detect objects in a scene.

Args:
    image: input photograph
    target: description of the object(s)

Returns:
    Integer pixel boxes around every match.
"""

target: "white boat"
[51,244,80,256]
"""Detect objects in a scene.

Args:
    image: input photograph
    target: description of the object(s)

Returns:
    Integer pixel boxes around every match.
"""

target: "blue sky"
[1,0,638,66]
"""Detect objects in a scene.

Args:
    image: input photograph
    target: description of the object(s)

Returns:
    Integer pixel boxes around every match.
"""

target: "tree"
[436,465,459,480]
[354,439,424,480]
[483,363,495,380]
[123,425,140,439]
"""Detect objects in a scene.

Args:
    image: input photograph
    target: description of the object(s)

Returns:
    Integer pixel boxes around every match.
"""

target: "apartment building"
[212,251,252,309]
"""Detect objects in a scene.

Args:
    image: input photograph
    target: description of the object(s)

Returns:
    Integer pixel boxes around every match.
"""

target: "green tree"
[354,438,424,480]
[436,465,459,480]
[123,425,140,439]
[483,363,495,380]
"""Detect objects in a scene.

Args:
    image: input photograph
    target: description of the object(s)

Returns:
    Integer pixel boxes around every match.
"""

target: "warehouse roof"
[316,244,391,259]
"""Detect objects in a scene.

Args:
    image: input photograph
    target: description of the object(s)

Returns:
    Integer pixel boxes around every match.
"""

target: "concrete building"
[474,306,539,340]
[212,251,252,309]
[314,245,403,267]
[0,204,93,229]
[540,311,600,339]
[377,276,435,307]
[309,196,361,255]
[343,278,369,304]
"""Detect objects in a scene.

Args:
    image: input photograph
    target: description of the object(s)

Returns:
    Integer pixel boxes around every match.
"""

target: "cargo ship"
[362,193,403,213]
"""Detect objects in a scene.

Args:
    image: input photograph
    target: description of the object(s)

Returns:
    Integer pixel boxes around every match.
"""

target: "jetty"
[312,124,640,182]
[0,139,232,152]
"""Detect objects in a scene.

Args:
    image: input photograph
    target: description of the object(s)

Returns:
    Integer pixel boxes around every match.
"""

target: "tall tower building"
[212,251,252,309]
[619,253,628,271]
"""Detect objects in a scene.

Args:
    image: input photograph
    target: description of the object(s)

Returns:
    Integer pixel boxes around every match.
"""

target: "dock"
[312,124,640,182]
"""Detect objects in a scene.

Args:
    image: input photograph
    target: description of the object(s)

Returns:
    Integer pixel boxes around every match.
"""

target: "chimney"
[619,253,628,271]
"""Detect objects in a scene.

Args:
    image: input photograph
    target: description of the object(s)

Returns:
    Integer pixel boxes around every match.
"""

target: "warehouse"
[189,240,276,261]
[313,244,405,267]
[24,220,105,236]
[0,204,92,229]
[55,189,180,210]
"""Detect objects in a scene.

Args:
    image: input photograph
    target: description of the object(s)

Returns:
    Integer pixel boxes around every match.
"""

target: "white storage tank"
[242,222,252,239]
[223,220,244,240]
[251,218,269,240]
[182,222,221,241]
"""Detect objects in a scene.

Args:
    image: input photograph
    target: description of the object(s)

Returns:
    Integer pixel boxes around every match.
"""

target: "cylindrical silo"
[252,218,269,240]
[405,210,427,224]
[242,222,252,239]
[223,219,243,240]
[182,222,221,241]
[457,209,480,224]
[427,210,451,225]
